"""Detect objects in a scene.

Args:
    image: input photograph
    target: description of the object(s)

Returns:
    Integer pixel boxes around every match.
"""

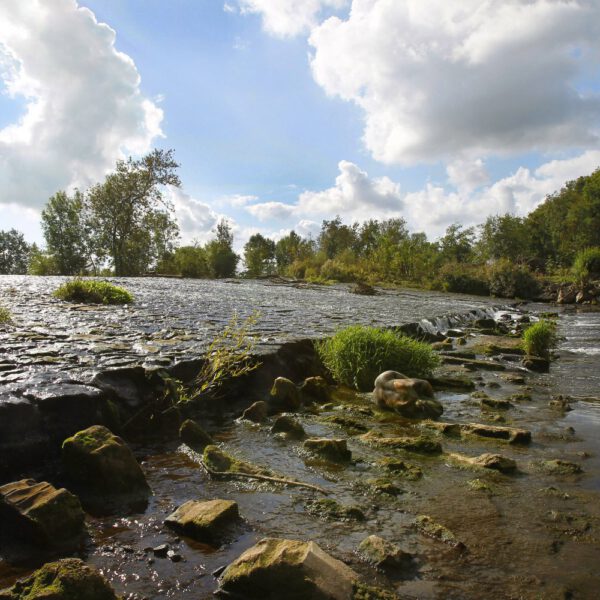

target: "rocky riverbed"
[1,277,600,599]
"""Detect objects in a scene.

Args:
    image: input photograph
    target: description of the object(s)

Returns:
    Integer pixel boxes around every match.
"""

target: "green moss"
[467,478,495,494]
[53,279,133,305]
[202,445,271,476]
[353,582,398,600]
[305,498,365,522]
[415,515,460,546]
[320,415,368,433]
[378,458,423,480]
[0,306,11,324]
[360,431,442,455]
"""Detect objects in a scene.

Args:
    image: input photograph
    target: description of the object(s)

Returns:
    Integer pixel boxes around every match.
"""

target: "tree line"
[1,149,599,298]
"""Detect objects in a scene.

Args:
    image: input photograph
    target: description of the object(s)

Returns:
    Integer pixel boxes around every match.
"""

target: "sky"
[1,0,599,251]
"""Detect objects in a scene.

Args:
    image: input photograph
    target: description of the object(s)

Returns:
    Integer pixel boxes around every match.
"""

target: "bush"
[0,306,11,323]
[54,279,134,305]
[521,320,558,359]
[434,263,489,296]
[316,325,439,391]
[572,247,600,284]
[487,259,540,299]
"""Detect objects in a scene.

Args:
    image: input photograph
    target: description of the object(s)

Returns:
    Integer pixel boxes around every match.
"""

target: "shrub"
[316,325,439,391]
[572,247,600,285]
[521,320,558,359]
[54,279,134,305]
[487,259,540,299]
[434,263,489,296]
[0,306,11,323]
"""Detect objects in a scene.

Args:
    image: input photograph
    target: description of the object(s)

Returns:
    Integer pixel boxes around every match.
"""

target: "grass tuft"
[53,279,134,305]
[521,319,558,359]
[316,325,439,391]
[0,306,12,323]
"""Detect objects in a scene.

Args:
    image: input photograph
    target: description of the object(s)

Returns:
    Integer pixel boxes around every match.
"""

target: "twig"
[200,460,329,495]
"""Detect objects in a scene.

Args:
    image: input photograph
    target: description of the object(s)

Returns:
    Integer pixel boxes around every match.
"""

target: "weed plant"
[522,319,558,359]
[0,306,11,323]
[316,325,439,391]
[53,279,134,304]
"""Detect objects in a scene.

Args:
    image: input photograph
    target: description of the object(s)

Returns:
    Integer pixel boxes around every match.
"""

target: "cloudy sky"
[1,0,599,250]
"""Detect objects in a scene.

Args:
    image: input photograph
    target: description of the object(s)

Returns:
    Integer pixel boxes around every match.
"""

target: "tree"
[244,233,275,277]
[0,229,30,274]
[439,223,475,264]
[206,219,239,278]
[477,214,529,264]
[28,243,58,275]
[318,216,358,259]
[86,149,181,276]
[275,231,315,273]
[41,190,89,275]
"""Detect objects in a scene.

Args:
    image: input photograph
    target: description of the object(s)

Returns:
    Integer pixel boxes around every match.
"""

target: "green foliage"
[434,263,489,296]
[521,319,558,359]
[572,247,600,284]
[159,245,209,278]
[0,228,30,274]
[206,219,239,278]
[243,233,275,277]
[316,325,439,391]
[53,279,134,305]
[28,244,59,275]
[0,306,11,323]
[487,259,540,299]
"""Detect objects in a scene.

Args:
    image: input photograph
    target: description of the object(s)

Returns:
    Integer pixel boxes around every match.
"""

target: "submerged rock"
[62,425,150,502]
[241,400,269,423]
[415,515,463,549]
[461,422,531,445]
[378,458,423,480]
[373,371,443,419]
[480,397,513,410]
[522,355,550,373]
[271,415,306,439]
[269,377,301,412]
[0,558,118,600]
[0,479,85,551]
[449,452,517,474]
[358,535,412,570]
[535,459,583,475]
[165,499,240,543]
[202,445,271,476]
[360,431,442,455]
[218,538,358,600]
[305,499,365,522]
[179,419,213,451]
[427,376,475,392]
[299,376,331,404]
[303,438,351,462]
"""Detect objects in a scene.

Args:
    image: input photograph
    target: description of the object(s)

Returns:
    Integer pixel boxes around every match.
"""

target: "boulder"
[449,452,517,474]
[165,499,239,542]
[179,419,213,451]
[62,425,150,501]
[480,397,512,410]
[218,538,358,600]
[557,285,577,304]
[0,479,85,551]
[305,499,365,522]
[91,366,154,409]
[373,371,443,419]
[522,355,550,373]
[303,438,351,462]
[0,558,118,600]
[461,423,531,445]
[358,535,412,570]
[271,415,306,439]
[241,400,269,423]
[269,377,301,412]
[299,376,331,404]
[359,431,442,455]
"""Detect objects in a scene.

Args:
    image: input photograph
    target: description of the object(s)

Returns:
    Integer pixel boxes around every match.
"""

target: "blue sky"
[1,1,599,249]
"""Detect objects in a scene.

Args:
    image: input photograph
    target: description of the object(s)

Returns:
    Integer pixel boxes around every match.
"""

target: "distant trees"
[0,229,30,274]
[206,220,239,278]
[243,233,275,277]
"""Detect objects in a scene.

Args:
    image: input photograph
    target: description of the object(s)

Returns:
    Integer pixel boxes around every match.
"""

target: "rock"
[91,366,154,409]
[359,431,442,455]
[358,535,412,570]
[461,423,531,445]
[62,425,150,502]
[299,376,331,404]
[415,515,463,549]
[373,371,443,419]
[0,479,85,551]
[241,400,269,423]
[269,377,301,412]
[536,459,583,475]
[152,544,169,557]
[306,498,365,522]
[427,376,475,392]
[271,415,306,439]
[351,282,377,296]
[441,356,506,371]
[202,445,271,476]
[0,558,118,600]
[522,355,550,373]
[303,438,351,462]
[557,285,577,304]
[364,479,403,497]
[420,421,461,436]
[218,538,358,600]
[445,329,465,338]
[449,452,517,474]
[377,458,423,480]
[322,415,368,433]
[179,419,213,451]
[480,397,513,410]
[165,499,240,542]
[474,318,496,329]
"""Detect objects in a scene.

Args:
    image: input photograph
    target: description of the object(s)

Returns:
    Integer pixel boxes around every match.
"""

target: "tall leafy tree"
[0,229,30,274]
[206,219,239,278]
[86,149,181,276]
[244,233,275,277]
[41,190,89,274]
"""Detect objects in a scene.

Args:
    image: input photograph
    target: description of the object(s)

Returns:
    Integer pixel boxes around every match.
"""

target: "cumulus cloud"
[236,0,348,37]
[308,0,600,164]
[168,187,219,245]
[0,0,163,208]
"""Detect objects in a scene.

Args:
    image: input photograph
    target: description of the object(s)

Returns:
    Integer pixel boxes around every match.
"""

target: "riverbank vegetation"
[316,325,439,391]
[521,320,558,359]
[54,279,134,305]
[1,153,599,300]
[0,306,11,323]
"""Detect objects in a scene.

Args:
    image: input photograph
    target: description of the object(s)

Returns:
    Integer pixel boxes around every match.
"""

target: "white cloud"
[308,0,600,164]
[0,0,163,209]
[446,158,490,195]
[237,0,348,37]
[168,187,219,245]
[217,194,258,208]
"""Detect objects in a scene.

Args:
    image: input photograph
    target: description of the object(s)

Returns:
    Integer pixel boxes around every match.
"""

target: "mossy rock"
[202,445,271,476]
[377,458,423,480]
[62,425,150,501]
[271,415,306,439]
[358,535,412,570]
[179,419,213,451]
[0,558,118,599]
[269,377,301,412]
[363,479,403,497]
[353,582,398,600]
[360,431,442,455]
[299,376,331,404]
[320,415,368,433]
[303,438,352,462]
[415,515,463,548]
[534,459,583,475]
[165,499,240,543]
[305,498,365,522]
[0,479,85,551]
[467,478,495,494]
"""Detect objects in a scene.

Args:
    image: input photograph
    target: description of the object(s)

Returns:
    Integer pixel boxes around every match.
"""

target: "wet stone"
[269,377,301,412]
[359,431,443,455]
[179,419,213,451]
[240,400,268,423]
[165,499,240,543]
[303,438,351,462]
[358,535,413,571]
[271,415,306,439]
[449,452,517,474]
[299,376,331,404]
[415,515,463,549]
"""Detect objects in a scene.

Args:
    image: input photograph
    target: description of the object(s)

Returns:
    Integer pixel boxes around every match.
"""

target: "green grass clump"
[572,247,600,285]
[54,279,133,305]
[521,319,558,359]
[316,325,439,391]
[0,306,12,323]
